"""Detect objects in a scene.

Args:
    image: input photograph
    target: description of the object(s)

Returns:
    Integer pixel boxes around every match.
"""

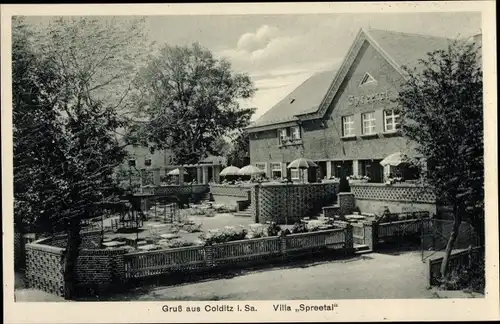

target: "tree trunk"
[440,209,461,280]
[63,217,82,300]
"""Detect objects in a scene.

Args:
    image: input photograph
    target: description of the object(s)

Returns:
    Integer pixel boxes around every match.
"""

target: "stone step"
[233,212,252,218]
[354,244,370,252]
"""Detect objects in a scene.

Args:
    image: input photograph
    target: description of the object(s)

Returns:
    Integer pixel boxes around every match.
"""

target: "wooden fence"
[123,228,350,279]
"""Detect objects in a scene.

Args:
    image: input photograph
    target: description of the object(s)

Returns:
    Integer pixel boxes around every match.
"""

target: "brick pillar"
[196,166,202,184]
[153,168,161,185]
[252,185,260,223]
[202,166,209,184]
[352,160,359,177]
[213,165,221,183]
[204,245,214,267]
[279,233,287,259]
[178,167,184,185]
[337,192,355,215]
[362,220,377,251]
[281,162,287,180]
[326,161,332,179]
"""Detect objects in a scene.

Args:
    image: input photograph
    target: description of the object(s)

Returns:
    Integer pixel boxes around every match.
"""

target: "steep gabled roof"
[247,28,454,132]
[298,28,453,121]
[247,69,337,129]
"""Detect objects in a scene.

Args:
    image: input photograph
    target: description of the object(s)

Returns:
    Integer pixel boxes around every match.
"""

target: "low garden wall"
[427,247,483,286]
[350,183,437,215]
[142,184,209,197]
[25,226,354,298]
[25,239,66,297]
[251,182,338,224]
[209,184,254,210]
[124,227,353,280]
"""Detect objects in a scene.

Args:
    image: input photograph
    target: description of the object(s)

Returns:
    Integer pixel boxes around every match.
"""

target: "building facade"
[246,28,471,183]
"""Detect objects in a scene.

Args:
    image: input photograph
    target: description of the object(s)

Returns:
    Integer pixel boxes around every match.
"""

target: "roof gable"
[297,28,452,121]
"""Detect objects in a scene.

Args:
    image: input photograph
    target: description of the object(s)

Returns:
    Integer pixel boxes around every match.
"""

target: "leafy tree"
[226,131,250,167]
[12,17,148,299]
[132,42,256,165]
[398,39,483,279]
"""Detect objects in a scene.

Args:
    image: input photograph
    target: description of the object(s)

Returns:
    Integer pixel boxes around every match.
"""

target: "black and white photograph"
[2,2,498,323]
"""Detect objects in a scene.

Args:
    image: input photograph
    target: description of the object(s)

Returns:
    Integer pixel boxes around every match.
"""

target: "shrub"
[291,222,308,234]
[266,222,281,236]
[201,226,248,245]
[439,257,485,294]
[338,178,350,192]
[166,239,196,248]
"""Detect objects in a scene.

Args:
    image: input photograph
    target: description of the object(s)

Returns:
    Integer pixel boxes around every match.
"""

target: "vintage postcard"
[2,2,498,323]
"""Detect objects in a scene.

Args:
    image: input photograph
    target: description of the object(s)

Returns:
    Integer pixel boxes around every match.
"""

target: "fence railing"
[427,246,483,286]
[285,229,345,252]
[352,223,365,245]
[124,245,206,279]
[123,228,350,279]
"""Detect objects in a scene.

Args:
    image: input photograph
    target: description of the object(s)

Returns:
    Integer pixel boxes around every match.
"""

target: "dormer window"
[359,72,377,86]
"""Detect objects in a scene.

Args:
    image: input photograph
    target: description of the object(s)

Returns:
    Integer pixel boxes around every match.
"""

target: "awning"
[380,152,406,167]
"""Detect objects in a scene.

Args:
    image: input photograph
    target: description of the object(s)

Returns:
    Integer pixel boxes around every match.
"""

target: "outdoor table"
[160,233,180,240]
[345,214,366,220]
[136,240,148,246]
[138,244,160,251]
[102,241,127,248]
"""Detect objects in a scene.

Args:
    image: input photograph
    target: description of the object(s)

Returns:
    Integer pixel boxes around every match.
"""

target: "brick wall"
[249,41,420,165]
[252,182,338,224]
[46,230,102,249]
[350,182,437,215]
[25,239,65,297]
[75,248,129,295]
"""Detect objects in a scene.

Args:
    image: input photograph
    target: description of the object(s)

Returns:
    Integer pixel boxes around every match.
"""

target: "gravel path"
[98,251,435,301]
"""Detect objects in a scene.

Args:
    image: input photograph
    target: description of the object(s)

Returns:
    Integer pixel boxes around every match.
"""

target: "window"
[362,112,376,135]
[384,109,400,132]
[128,159,136,167]
[144,157,152,167]
[290,126,301,141]
[270,163,282,179]
[255,163,266,172]
[290,168,300,180]
[342,115,355,136]
[278,128,288,145]
[359,72,377,86]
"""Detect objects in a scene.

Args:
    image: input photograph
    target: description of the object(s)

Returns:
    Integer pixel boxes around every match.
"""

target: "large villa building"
[246,28,482,183]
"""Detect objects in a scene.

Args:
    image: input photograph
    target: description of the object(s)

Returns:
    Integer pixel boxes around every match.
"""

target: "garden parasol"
[287,158,319,169]
[238,165,265,176]
[380,152,406,167]
[219,165,241,176]
[167,168,181,176]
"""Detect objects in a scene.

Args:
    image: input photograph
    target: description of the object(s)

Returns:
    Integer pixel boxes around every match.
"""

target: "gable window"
[144,157,152,167]
[359,72,377,86]
[342,115,355,137]
[128,159,136,167]
[270,163,282,179]
[384,109,400,132]
[290,126,301,141]
[362,112,376,135]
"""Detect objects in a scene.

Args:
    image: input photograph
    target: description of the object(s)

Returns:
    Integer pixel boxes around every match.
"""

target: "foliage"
[130,42,256,164]
[266,222,282,236]
[398,39,483,277]
[12,17,148,299]
[439,258,485,294]
[291,222,308,234]
[201,226,248,245]
[226,131,251,168]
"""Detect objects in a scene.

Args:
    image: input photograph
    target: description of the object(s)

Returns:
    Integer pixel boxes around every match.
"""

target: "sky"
[24,12,482,120]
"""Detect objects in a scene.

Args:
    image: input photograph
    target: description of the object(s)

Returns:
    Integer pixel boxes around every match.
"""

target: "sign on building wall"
[347,89,392,107]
